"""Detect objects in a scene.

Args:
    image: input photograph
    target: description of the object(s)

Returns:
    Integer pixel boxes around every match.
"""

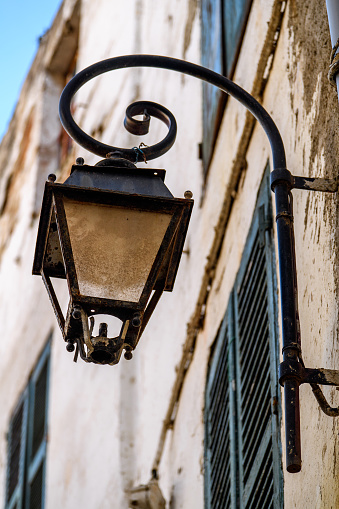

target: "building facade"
[0,0,339,508]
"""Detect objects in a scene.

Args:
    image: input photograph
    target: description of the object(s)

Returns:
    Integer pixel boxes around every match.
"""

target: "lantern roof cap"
[64,164,173,198]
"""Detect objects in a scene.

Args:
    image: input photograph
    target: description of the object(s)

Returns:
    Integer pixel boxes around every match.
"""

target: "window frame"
[5,340,51,509]
[201,0,253,176]
[5,390,29,509]
[222,0,253,77]
[204,168,283,508]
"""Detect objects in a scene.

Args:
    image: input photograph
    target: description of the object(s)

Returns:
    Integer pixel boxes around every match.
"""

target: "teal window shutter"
[5,391,29,509]
[201,0,253,174]
[5,340,51,509]
[201,0,224,174]
[205,168,283,508]
[25,342,50,509]
[223,0,253,76]
[205,306,238,508]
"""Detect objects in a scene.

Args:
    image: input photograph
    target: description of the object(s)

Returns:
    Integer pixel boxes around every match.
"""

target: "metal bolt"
[48,174,56,182]
[72,306,82,320]
[76,157,85,165]
[66,341,75,352]
[124,350,133,360]
[184,190,193,199]
[98,322,108,337]
[132,313,141,328]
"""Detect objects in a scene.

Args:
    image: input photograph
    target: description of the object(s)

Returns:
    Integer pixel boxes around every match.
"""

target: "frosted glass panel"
[63,198,172,302]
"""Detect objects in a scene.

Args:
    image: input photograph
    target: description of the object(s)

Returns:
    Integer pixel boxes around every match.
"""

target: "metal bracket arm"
[270,169,338,193]
[56,54,337,473]
[279,360,339,387]
[303,367,339,385]
[293,176,338,193]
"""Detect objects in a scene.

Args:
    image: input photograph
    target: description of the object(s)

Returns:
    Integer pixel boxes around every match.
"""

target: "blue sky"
[0,0,62,141]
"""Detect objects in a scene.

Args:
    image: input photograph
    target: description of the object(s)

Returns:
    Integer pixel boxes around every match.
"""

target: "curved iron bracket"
[60,97,177,163]
[58,54,338,473]
[59,54,287,168]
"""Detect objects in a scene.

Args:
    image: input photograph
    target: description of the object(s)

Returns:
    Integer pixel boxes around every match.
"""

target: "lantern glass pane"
[63,198,172,302]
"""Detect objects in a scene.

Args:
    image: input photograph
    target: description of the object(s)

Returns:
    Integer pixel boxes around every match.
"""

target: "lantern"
[33,157,193,365]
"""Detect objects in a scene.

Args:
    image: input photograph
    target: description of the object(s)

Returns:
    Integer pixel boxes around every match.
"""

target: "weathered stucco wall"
[158,0,339,507]
[0,0,202,508]
[194,1,339,507]
[281,1,339,507]
[0,0,338,508]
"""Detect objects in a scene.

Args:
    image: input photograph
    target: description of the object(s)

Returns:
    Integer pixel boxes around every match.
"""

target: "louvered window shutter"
[5,341,51,509]
[5,392,28,509]
[201,0,224,173]
[25,343,50,509]
[233,198,281,508]
[205,307,238,508]
[205,168,282,509]
[222,0,253,76]
[201,0,253,174]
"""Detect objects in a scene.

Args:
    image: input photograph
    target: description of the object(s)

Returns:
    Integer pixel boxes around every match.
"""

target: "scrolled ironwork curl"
[59,54,286,168]
[123,100,177,162]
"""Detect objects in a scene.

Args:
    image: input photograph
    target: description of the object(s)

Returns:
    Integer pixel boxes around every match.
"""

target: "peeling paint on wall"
[0,108,35,261]
[182,0,198,60]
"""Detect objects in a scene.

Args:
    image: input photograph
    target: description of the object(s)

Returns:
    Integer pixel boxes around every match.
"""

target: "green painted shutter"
[233,169,281,509]
[5,341,51,509]
[201,0,253,174]
[5,391,29,509]
[25,342,50,509]
[201,0,225,174]
[223,0,253,76]
[205,308,238,509]
[28,464,44,509]
[205,168,282,509]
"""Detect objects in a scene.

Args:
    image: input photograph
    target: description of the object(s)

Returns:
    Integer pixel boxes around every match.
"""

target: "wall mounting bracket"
[57,54,338,473]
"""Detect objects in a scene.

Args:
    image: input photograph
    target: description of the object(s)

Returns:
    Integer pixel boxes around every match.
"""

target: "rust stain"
[288,1,339,232]
[0,108,35,261]
[287,1,339,501]
[182,0,198,61]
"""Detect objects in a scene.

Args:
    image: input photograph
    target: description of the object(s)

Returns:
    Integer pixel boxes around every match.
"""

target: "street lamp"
[33,100,193,366]
[33,55,339,473]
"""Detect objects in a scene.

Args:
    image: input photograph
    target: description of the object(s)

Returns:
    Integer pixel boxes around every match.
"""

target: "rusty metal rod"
[311,384,339,417]
[271,176,301,472]
[59,55,287,170]
[284,379,301,472]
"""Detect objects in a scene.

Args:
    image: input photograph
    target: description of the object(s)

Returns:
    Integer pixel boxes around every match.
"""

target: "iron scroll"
[59,54,287,168]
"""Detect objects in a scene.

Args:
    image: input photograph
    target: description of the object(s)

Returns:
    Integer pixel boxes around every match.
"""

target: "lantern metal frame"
[33,54,339,473]
[33,159,193,366]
